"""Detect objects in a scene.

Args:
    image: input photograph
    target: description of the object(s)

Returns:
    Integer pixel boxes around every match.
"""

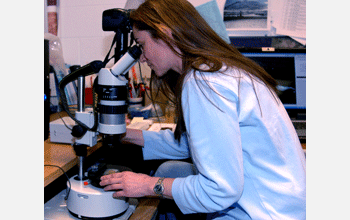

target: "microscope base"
[67,175,129,219]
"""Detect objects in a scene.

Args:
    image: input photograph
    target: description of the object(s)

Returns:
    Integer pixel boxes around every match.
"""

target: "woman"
[100,0,306,219]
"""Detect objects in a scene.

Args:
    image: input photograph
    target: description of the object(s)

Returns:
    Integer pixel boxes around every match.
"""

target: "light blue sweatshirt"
[142,67,306,219]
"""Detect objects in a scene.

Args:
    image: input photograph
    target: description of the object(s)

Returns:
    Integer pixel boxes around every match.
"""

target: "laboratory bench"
[44,112,160,220]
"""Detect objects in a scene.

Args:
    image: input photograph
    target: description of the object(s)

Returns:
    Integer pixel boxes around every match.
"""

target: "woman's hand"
[99,171,157,198]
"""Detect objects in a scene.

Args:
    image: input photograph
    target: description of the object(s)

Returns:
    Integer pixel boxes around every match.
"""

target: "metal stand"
[72,143,88,180]
[74,75,88,180]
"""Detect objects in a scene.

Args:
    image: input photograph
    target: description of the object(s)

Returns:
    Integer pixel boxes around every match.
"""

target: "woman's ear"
[158,24,182,56]
[162,26,174,39]
[159,24,173,39]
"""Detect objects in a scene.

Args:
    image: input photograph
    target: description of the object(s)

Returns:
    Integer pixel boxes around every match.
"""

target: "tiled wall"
[46,0,152,109]
[53,0,152,88]
[58,0,128,67]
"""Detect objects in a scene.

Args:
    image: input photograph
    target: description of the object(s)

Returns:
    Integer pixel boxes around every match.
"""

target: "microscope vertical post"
[78,75,85,112]
[77,75,85,180]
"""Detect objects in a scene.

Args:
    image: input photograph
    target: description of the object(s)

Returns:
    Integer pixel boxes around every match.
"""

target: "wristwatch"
[153,177,165,198]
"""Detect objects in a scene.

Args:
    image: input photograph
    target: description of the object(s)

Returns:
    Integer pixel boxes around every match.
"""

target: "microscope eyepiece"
[128,45,142,59]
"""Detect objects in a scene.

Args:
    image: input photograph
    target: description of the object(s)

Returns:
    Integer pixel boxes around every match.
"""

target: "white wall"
[58,0,127,67]
[50,0,152,87]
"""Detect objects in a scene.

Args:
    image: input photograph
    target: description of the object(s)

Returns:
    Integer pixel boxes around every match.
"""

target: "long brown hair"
[130,0,277,142]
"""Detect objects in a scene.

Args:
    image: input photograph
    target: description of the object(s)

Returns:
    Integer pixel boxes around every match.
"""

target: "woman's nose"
[139,53,146,63]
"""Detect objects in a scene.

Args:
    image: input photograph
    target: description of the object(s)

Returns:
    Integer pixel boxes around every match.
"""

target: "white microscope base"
[45,189,137,220]
[66,175,129,219]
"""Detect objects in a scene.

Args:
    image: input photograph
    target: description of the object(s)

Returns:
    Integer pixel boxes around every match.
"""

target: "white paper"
[148,123,176,132]
[273,0,306,39]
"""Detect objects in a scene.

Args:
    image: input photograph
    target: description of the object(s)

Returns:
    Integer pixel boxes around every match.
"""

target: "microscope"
[58,9,142,219]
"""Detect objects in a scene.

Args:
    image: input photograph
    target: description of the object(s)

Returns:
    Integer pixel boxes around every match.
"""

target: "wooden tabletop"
[44,140,102,187]
[129,198,160,220]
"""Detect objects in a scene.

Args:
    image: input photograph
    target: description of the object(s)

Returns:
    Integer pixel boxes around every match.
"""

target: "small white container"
[129,97,143,108]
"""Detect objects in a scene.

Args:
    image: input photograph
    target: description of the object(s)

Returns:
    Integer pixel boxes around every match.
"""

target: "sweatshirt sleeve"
[172,74,245,214]
[142,129,190,160]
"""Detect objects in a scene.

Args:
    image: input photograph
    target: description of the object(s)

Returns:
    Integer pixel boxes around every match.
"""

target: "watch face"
[154,184,164,194]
